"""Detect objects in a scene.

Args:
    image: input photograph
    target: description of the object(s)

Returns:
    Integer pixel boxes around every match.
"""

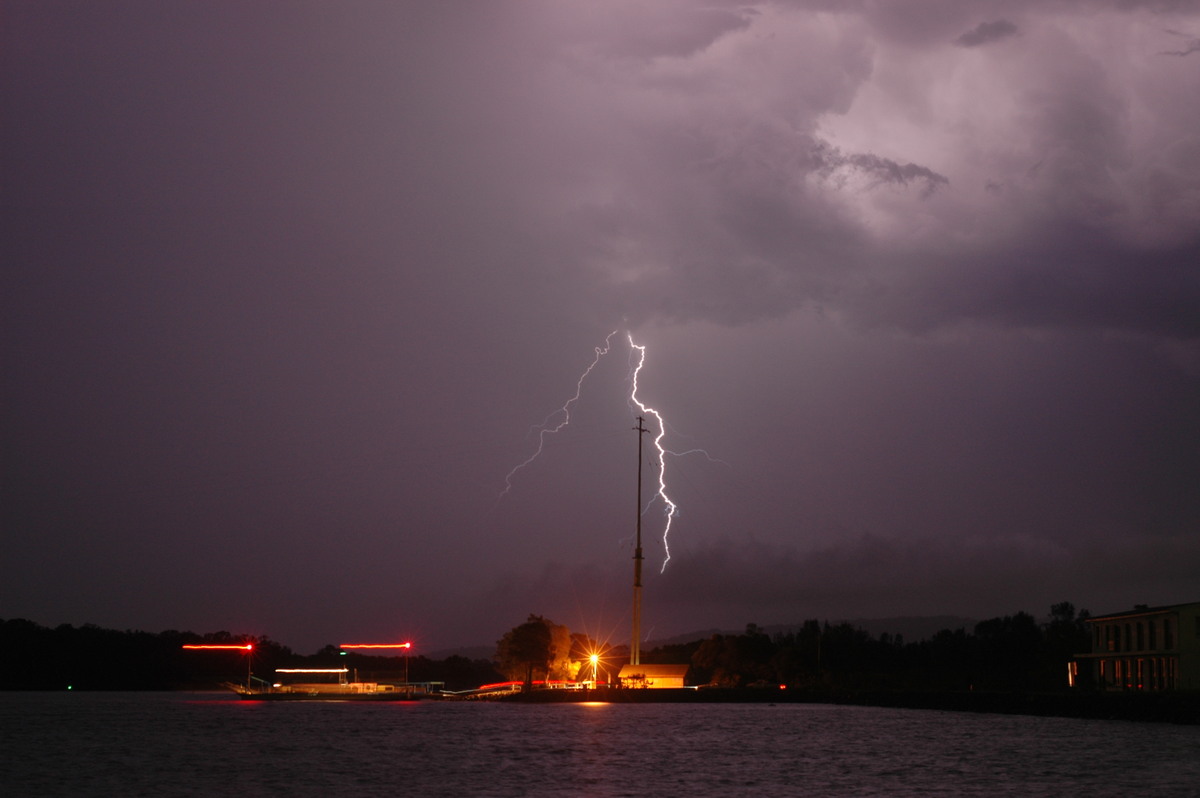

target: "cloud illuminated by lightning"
[627,332,679,573]
[500,331,619,498]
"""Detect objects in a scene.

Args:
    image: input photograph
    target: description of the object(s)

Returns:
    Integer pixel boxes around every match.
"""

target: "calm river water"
[1,692,1197,796]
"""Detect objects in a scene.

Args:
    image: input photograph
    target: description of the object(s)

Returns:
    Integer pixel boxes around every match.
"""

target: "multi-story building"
[1072,602,1200,691]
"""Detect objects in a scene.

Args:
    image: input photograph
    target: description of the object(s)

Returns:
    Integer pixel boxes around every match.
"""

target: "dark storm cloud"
[655,531,1200,626]
[578,4,755,59]
[612,4,1199,340]
[466,0,1200,341]
[3,0,1198,652]
[1159,29,1200,55]
[954,20,1019,47]
[810,142,950,197]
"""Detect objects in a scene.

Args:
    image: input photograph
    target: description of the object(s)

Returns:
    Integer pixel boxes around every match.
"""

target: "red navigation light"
[338,643,412,650]
[182,644,253,651]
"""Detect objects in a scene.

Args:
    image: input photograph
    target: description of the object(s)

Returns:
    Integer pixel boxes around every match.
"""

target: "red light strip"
[477,680,524,691]
[476,679,574,691]
[182,644,253,650]
[339,643,412,649]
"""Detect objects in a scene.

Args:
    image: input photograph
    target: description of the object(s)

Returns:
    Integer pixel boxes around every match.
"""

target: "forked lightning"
[500,330,689,572]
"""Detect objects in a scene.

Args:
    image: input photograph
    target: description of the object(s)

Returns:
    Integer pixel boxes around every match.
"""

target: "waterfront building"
[617,664,692,688]
[1072,601,1200,691]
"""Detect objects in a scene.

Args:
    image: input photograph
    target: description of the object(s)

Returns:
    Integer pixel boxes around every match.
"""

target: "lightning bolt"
[627,332,679,573]
[500,331,619,498]
[501,329,702,574]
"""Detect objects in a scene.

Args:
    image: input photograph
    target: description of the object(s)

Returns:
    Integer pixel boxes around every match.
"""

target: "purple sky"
[4,1,1199,655]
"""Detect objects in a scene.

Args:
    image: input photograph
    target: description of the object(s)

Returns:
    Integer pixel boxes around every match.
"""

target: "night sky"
[4,1,1199,655]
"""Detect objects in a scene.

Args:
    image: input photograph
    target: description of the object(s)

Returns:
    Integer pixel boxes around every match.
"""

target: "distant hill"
[427,645,495,661]
[651,616,977,647]
[429,617,978,660]
[826,616,977,642]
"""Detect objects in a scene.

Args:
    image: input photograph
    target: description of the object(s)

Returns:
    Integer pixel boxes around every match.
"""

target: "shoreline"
[497,686,1200,724]
[6,686,1196,724]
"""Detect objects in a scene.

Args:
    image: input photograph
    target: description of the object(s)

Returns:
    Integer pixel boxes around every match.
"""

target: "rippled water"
[1,692,1197,796]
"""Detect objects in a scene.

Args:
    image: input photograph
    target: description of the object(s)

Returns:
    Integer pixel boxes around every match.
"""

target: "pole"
[632,416,645,667]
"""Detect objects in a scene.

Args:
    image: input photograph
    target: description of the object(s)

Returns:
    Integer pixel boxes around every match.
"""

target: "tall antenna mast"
[632,415,646,666]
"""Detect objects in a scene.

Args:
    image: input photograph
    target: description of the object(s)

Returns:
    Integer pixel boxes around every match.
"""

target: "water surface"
[1,693,1196,796]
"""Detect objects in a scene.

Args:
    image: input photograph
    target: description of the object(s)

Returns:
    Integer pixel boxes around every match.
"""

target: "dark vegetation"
[10,604,1194,722]
[491,602,1093,694]
[485,604,1200,723]
[655,602,1092,693]
[0,618,502,691]
[493,614,597,685]
[0,602,1090,694]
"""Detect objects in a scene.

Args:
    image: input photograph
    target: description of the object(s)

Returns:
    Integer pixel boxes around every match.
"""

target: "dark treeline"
[641,602,1091,692]
[3,603,1088,693]
[0,619,502,691]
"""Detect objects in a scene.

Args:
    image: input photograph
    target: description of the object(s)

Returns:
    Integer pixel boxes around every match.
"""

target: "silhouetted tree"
[690,624,780,686]
[643,639,704,667]
[1041,601,1091,689]
[1045,602,1091,657]
[494,615,572,689]
[973,611,1043,690]
[426,655,504,691]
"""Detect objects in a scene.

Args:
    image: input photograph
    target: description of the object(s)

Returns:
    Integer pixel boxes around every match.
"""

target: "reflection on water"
[1,692,1198,797]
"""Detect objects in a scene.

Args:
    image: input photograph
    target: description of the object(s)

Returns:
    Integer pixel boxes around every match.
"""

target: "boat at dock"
[223,680,424,701]
[222,671,442,701]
